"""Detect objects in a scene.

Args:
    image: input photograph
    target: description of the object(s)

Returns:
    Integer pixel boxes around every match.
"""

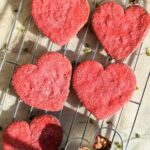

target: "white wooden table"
[0,0,150,149]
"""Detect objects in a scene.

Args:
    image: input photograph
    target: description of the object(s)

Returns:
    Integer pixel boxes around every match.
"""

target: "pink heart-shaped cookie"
[3,115,63,150]
[12,52,72,111]
[31,0,90,45]
[92,2,150,59]
[73,61,136,119]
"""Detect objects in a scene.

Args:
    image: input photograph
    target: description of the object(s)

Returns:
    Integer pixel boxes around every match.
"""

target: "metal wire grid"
[0,0,149,149]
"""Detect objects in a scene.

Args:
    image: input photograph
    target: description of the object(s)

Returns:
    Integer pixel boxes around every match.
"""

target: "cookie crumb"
[135,133,140,138]
[146,48,150,56]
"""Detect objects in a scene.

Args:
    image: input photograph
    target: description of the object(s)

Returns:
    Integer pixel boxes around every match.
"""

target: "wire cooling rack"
[0,0,150,149]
